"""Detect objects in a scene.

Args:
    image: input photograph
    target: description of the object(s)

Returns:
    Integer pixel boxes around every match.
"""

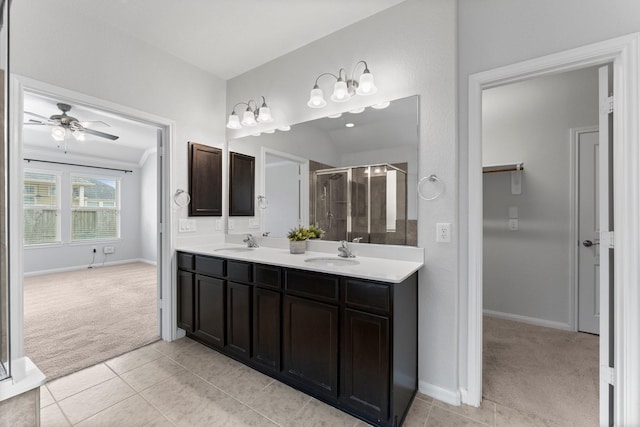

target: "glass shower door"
[314,170,349,241]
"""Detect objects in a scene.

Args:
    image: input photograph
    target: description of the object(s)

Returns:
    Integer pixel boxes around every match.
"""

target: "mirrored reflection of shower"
[312,163,408,245]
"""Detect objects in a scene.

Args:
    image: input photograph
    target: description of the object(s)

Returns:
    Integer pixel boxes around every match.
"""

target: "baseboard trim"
[483,309,571,331]
[418,380,460,406]
[24,258,157,277]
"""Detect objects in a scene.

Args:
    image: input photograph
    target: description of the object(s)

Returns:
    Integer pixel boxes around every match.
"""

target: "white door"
[597,64,613,427]
[577,129,600,335]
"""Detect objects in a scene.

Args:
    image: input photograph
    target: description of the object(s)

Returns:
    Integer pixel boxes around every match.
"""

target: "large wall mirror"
[227,94,419,246]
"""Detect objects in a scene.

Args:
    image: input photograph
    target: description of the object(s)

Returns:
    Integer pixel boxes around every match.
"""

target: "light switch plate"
[249,219,260,229]
[215,219,222,231]
[228,219,234,230]
[509,206,518,219]
[508,219,519,231]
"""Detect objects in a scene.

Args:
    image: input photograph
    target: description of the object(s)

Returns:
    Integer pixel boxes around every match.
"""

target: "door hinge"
[158,299,165,310]
[600,231,615,248]
[600,95,614,114]
[601,366,616,386]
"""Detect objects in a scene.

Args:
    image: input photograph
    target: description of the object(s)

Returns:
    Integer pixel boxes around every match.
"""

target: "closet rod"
[24,158,133,174]
[482,163,524,174]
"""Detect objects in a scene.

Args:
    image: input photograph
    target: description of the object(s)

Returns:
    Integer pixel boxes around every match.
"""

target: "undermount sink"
[304,257,360,267]
[214,247,256,252]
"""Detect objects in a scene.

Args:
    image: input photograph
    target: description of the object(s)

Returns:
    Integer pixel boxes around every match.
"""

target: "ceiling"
[70,0,407,80]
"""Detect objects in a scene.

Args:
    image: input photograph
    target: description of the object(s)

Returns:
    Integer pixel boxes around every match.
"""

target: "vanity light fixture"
[349,107,365,114]
[371,101,391,109]
[327,113,342,118]
[307,60,378,109]
[226,96,273,129]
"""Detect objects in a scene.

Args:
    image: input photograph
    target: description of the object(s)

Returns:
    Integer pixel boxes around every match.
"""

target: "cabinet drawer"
[195,255,225,278]
[254,264,282,289]
[177,252,195,271]
[344,279,391,313]
[228,260,252,283]
[285,270,339,302]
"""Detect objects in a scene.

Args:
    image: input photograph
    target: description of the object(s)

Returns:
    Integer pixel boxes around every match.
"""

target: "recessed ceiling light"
[278,125,291,131]
[349,107,365,114]
[345,123,355,128]
[328,113,342,118]
[371,101,391,109]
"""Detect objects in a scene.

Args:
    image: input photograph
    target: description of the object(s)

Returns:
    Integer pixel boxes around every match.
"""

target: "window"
[71,174,120,241]
[24,171,61,245]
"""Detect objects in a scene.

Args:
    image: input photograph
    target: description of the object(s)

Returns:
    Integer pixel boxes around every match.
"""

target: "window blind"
[24,171,60,245]
[71,174,120,241]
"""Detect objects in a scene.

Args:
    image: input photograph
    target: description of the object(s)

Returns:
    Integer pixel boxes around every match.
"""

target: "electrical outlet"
[508,219,519,231]
[249,219,260,229]
[436,223,451,243]
[103,246,115,254]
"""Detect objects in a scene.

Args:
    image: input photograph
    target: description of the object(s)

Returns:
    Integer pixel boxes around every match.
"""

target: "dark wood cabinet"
[188,141,222,216]
[342,308,390,422]
[252,287,281,372]
[283,295,339,400]
[226,281,252,360]
[193,274,225,348]
[176,251,417,427]
[177,270,194,332]
[229,152,255,216]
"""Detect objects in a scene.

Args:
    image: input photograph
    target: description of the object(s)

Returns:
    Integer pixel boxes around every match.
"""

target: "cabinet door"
[283,295,338,400]
[194,274,225,348]
[188,141,222,216]
[226,281,251,359]
[229,152,255,216]
[177,270,194,332]
[341,309,390,422]
[252,287,281,372]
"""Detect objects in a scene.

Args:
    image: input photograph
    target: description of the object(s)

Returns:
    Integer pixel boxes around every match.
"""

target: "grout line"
[424,399,434,427]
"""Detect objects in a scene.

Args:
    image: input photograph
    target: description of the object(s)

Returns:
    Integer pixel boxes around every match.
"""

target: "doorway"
[466,34,640,425]
[8,76,175,373]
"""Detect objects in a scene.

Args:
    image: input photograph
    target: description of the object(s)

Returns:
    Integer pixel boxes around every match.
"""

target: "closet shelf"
[482,163,524,174]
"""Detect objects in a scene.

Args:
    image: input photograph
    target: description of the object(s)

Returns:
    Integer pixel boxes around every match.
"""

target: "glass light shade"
[278,125,291,131]
[330,80,351,102]
[257,106,273,123]
[307,87,326,108]
[51,125,66,141]
[71,130,85,141]
[356,71,377,95]
[241,110,257,127]
[226,113,242,129]
[371,101,391,109]
[349,107,365,114]
[263,129,275,134]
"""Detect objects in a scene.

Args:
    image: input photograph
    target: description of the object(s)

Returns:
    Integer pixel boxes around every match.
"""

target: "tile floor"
[40,337,559,426]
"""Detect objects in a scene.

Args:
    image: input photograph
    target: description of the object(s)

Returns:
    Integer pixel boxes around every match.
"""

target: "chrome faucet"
[338,240,355,258]
[243,234,259,248]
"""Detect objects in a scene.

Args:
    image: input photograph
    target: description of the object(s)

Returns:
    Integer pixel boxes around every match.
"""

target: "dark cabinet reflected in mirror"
[228,95,419,246]
[229,152,255,217]
[188,141,222,216]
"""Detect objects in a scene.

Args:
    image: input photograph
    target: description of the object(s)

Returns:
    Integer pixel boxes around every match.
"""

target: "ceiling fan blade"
[81,120,111,127]
[83,128,120,140]
[25,111,53,121]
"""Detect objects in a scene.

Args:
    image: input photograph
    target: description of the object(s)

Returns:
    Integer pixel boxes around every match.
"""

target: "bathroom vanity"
[176,244,421,427]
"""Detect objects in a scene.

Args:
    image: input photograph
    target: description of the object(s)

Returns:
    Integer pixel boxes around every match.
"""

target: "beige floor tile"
[140,371,230,421]
[206,363,273,402]
[148,336,197,359]
[76,394,173,427]
[40,385,55,408]
[120,356,187,392]
[244,380,312,425]
[41,403,71,427]
[495,403,563,427]
[173,397,277,427]
[47,363,116,401]
[58,377,136,424]
[284,398,360,427]
[433,399,495,426]
[170,342,241,377]
[105,344,164,375]
[426,406,490,427]
[415,392,434,403]
[402,397,432,427]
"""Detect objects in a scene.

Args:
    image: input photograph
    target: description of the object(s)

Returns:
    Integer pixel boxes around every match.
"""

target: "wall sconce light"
[307,60,377,108]
[226,96,273,129]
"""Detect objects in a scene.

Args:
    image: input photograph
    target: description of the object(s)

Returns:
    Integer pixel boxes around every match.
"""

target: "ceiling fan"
[25,102,120,142]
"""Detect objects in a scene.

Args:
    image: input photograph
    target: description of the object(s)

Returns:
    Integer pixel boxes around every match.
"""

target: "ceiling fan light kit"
[307,60,378,109]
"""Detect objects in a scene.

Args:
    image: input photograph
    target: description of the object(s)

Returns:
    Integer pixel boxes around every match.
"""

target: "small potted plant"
[287,226,311,254]
[308,224,325,239]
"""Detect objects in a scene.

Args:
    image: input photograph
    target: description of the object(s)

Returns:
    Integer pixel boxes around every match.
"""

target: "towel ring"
[173,189,191,207]
[257,195,268,210]
[418,174,444,201]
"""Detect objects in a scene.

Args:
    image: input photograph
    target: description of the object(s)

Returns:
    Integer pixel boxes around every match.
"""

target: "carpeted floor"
[24,262,159,380]
[483,316,599,426]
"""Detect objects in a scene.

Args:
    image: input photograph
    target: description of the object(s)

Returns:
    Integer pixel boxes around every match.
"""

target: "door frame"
[466,33,640,425]
[8,75,178,360]
[570,126,599,333]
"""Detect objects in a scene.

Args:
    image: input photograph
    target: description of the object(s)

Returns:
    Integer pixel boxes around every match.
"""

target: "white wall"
[140,150,158,263]
[458,0,640,394]
[10,0,227,245]
[22,160,141,274]
[482,67,598,327]
[227,0,458,398]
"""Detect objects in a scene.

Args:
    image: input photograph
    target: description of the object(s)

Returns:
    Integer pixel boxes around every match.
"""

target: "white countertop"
[176,242,423,284]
